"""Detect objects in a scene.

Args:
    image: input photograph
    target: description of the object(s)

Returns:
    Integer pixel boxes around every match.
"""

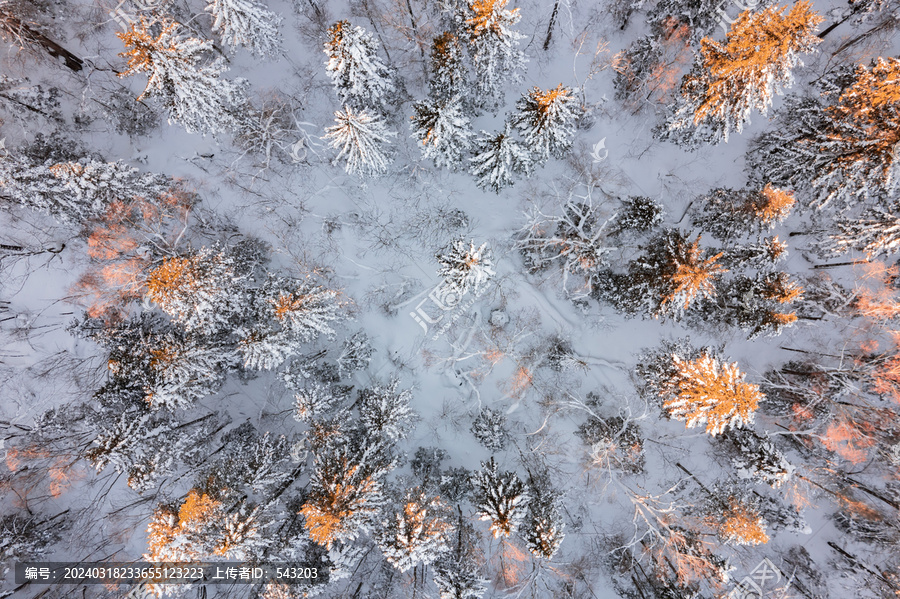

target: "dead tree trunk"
[542,0,560,51]
[1,12,83,72]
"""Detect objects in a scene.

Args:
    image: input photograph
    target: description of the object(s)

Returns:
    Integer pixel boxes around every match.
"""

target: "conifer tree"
[660,1,822,145]
[470,123,532,193]
[429,31,467,101]
[660,353,763,435]
[377,488,454,572]
[205,0,283,57]
[470,407,507,451]
[512,84,579,162]
[471,458,529,538]
[411,95,473,169]
[324,106,396,177]
[827,201,900,258]
[717,497,769,545]
[146,247,246,334]
[691,184,795,241]
[323,20,394,109]
[0,155,170,222]
[299,440,389,549]
[623,230,727,319]
[722,428,794,487]
[238,276,341,370]
[648,0,776,43]
[356,378,416,444]
[522,472,565,559]
[461,0,526,112]
[433,513,487,599]
[436,238,494,294]
[145,489,262,562]
[750,57,900,209]
[117,18,248,135]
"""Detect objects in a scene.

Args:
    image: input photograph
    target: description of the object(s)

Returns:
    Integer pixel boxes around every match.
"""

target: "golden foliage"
[466,0,520,39]
[663,354,763,435]
[824,57,900,178]
[718,498,769,545]
[117,19,183,100]
[822,414,876,463]
[490,539,529,590]
[660,235,726,313]
[178,489,221,528]
[761,310,798,329]
[529,83,571,114]
[299,457,379,549]
[146,256,197,307]
[763,236,789,261]
[756,183,796,224]
[272,291,312,320]
[695,1,822,125]
[73,190,192,322]
[762,272,804,303]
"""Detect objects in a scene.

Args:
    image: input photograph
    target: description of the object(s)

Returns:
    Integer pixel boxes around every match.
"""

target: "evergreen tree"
[324,106,396,177]
[660,1,822,145]
[576,412,646,474]
[470,123,532,193]
[377,487,454,572]
[470,407,508,451]
[722,427,795,487]
[827,200,900,258]
[609,195,665,238]
[522,471,565,559]
[336,331,374,376]
[0,155,170,222]
[117,18,248,135]
[621,230,727,320]
[433,514,487,599]
[299,439,390,549]
[146,247,247,334]
[659,352,764,435]
[356,378,416,444]
[716,496,769,546]
[749,58,900,209]
[691,184,795,241]
[205,0,283,57]
[461,0,526,112]
[429,31,467,101]
[237,275,342,370]
[703,271,802,339]
[436,238,494,294]
[85,406,217,492]
[471,457,529,538]
[145,488,263,562]
[323,20,394,109]
[648,0,776,43]
[293,383,341,422]
[88,312,231,411]
[411,95,473,169]
[512,84,579,162]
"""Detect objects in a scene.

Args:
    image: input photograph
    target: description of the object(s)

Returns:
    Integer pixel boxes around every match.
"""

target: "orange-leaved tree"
[665,1,821,144]
[658,234,726,316]
[661,353,763,435]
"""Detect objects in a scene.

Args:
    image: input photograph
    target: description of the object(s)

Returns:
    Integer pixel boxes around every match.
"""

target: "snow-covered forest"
[1,0,899,596]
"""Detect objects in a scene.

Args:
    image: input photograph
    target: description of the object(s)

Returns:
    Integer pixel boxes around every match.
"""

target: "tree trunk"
[1,13,83,72]
[542,0,560,51]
